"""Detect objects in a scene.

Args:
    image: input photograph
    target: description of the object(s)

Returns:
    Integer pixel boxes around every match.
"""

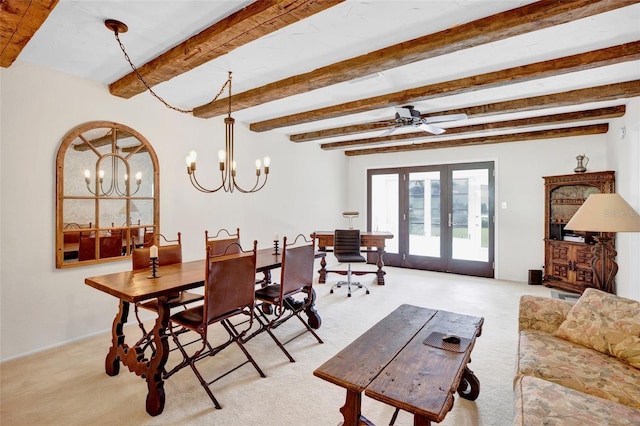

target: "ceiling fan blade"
[422,113,468,124]
[418,123,445,135]
[380,127,398,137]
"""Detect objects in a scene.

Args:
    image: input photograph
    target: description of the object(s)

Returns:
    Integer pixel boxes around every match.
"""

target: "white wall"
[347,126,626,283]
[607,98,640,300]
[0,62,346,360]
[2,61,638,361]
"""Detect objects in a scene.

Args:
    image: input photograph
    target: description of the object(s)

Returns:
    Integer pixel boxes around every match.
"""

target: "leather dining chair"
[205,227,241,256]
[206,228,266,285]
[331,229,370,297]
[131,233,203,346]
[167,241,265,409]
[251,234,323,362]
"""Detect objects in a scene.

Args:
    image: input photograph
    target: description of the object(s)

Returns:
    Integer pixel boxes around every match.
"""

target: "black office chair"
[330,229,370,297]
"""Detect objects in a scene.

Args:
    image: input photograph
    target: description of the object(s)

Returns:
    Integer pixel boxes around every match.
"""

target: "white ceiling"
[16,0,640,146]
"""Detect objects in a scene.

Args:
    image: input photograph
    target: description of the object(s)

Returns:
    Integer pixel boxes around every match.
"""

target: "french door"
[368,162,494,278]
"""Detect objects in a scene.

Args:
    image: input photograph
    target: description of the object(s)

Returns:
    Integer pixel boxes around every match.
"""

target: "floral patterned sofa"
[514,288,640,425]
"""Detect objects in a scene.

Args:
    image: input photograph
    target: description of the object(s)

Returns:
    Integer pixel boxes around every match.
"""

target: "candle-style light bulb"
[186,151,197,173]
[99,170,105,182]
[124,173,129,181]
[135,171,142,184]
[218,150,225,171]
[263,156,271,174]
[84,169,91,184]
[255,159,262,176]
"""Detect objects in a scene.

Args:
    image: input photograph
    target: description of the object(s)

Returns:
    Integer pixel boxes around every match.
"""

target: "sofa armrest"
[518,295,574,333]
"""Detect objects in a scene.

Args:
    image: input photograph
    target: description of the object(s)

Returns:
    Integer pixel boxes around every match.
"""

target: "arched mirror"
[56,121,159,268]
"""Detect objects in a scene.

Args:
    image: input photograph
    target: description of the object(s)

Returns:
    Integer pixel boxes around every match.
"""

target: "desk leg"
[318,254,327,283]
[375,247,386,285]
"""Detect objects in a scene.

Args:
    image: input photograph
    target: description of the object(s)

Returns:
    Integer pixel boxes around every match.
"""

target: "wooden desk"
[313,231,393,285]
[84,248,321,416]
[313,304,483,426]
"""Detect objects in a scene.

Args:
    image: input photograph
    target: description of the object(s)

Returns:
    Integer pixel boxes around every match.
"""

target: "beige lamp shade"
[564,193,640,232]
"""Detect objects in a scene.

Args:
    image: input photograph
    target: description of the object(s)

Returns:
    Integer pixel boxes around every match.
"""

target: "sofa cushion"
[553,288,640,368]
[518,329,640,408]
[518,295,574,333]
[513,375,640,426]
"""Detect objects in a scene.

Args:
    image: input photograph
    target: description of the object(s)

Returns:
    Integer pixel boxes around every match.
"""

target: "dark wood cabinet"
[543,171,615,293]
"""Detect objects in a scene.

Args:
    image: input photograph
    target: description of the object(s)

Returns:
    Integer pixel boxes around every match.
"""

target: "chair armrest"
[518,295,574,333]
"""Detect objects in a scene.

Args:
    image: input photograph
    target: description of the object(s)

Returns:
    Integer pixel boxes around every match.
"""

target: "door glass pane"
[371,174,398,253]
[451,169,489,261]
[409,171,440,257]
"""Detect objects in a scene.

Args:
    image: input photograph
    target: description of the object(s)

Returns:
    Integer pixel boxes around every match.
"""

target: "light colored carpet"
[1,266,551,426]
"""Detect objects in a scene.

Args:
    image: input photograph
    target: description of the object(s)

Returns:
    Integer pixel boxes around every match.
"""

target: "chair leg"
[330,263,370,296]
[290,308,324,344]
[254,306,296,362]
[221,320,266,377]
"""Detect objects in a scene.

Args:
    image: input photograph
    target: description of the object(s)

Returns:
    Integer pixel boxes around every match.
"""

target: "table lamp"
[343,211,359,229]
[564,193,640,294]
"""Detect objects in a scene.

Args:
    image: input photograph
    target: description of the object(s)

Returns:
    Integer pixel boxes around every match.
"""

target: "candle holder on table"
[148,257,161,279]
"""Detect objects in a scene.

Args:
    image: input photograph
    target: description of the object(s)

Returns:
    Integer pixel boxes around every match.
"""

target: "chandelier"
[84,158,142,197]
[104,19,269,194]
[185,72,270,193]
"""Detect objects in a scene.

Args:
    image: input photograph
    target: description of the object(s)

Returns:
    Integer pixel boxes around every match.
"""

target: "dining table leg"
[304,288,322,329]
[103,298,171,416]
[105,299,129,376]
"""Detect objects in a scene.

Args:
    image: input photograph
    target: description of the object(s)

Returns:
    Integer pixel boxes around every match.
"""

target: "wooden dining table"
[84,247,322,416]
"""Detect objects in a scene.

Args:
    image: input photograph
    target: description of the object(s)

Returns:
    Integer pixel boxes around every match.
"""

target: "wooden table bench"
[313,304,484,425]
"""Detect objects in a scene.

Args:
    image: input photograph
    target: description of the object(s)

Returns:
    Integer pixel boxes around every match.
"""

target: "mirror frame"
[55,121,160,268]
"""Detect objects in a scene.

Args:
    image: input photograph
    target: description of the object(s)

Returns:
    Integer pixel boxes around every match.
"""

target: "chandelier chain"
[112,31,231,114]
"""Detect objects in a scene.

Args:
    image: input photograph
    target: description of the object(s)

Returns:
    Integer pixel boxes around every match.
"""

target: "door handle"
[448,213,452,227]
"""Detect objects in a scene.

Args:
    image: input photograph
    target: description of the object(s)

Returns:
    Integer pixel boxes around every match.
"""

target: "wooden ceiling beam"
[296,80,640,140]
[320,106,626,150]
[252,41,640,132]
[0,0,59,68]
[344,124,609,156]
[194,0,638,119]
[108,0,344,99]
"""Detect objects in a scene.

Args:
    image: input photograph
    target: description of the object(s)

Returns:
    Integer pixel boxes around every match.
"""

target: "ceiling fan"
[382,106,467,136]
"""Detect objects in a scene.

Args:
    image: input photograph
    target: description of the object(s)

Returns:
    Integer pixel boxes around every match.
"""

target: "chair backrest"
[142,227,156,247]
[78,234,96,261]
[205,228,241,257]
[280,234,316,298]
[132,233,182,271]
[63,222,92,244]
[334,229,362,256]
[100,234,123,259]
[204,240,257,325]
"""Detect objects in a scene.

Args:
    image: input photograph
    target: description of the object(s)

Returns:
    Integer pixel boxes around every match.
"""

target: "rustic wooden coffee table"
[313,304,483,425]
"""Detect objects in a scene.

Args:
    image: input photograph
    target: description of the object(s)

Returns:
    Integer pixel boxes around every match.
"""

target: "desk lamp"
[564,193,640,294]
[343,211,359,229]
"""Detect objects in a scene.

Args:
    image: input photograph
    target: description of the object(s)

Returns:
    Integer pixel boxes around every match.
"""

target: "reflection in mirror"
[56,121,159,268]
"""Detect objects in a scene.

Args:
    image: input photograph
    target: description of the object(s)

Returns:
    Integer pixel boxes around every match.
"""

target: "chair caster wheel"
[330,290,334,294]
[348,293,351,297]
[366,290,370,294]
